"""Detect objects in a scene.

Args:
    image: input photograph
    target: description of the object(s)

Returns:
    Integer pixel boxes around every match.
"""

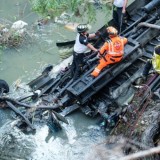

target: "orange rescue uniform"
[91,36,128,77]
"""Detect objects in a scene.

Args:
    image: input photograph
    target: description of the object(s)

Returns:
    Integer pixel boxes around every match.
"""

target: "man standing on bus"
[112,0,128,32]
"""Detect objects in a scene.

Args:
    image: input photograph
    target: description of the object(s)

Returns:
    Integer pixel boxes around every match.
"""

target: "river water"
[0,0,112,159]
[0,0,111,85]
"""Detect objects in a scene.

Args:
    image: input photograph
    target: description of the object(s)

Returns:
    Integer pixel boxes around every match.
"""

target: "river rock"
[11,20,28,30]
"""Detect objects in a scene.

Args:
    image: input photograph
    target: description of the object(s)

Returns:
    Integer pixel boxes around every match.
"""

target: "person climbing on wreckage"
[140,45,160,98]
[71,24,99,81]
[91,26,128,78]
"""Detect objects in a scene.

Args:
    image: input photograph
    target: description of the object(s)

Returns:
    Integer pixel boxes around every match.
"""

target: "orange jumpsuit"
[91,36,128,77]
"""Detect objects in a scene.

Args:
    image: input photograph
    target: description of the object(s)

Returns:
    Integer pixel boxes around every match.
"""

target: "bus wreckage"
[0,0,160,137]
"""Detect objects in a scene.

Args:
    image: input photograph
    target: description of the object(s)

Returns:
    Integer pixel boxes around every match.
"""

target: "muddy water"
[0,0,112,159]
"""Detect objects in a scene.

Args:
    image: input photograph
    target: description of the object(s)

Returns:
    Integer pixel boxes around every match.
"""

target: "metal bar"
[6,101,35,130]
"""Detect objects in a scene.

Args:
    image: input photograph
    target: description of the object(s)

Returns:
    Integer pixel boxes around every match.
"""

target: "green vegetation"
[0,30,23,48]
[29,0,110,22]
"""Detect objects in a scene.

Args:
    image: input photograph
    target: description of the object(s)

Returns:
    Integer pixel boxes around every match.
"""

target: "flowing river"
[0,0,113,159]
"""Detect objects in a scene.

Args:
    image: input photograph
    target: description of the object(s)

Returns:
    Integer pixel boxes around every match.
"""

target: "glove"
[93,50,100,55]
[96,53,101,59]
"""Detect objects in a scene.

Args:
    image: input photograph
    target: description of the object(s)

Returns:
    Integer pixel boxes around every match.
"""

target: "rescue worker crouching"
[140,45,160,98]
[91,26,128,77]
[71,24,99,80]
[142,45,160,79]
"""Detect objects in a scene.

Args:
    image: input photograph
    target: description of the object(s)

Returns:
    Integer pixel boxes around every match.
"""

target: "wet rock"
[11,20,28,30]
[11,20,28,35]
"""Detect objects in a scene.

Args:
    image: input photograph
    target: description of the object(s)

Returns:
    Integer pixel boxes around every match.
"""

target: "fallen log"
[16,93,38,102]
[0,97,34,108]
[6,101,35,130]
[0,97,60,109]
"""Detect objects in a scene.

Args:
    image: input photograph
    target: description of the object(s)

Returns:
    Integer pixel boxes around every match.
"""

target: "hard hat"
[154,45,160,55]
[107,26,118,36]
[77,24,88,33]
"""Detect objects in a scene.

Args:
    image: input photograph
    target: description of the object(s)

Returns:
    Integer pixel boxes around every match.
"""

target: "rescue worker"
[112,0,128,32]
[91,26,128,77]
[71,24,99,80]
[142,45,160,79]
[141,45,160,98]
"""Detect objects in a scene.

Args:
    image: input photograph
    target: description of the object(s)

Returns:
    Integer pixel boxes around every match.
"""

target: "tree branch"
[120,146,160,160]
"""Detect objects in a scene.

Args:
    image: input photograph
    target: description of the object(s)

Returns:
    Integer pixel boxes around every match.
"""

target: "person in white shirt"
[71,24,98,80]
[112,0,128,33]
